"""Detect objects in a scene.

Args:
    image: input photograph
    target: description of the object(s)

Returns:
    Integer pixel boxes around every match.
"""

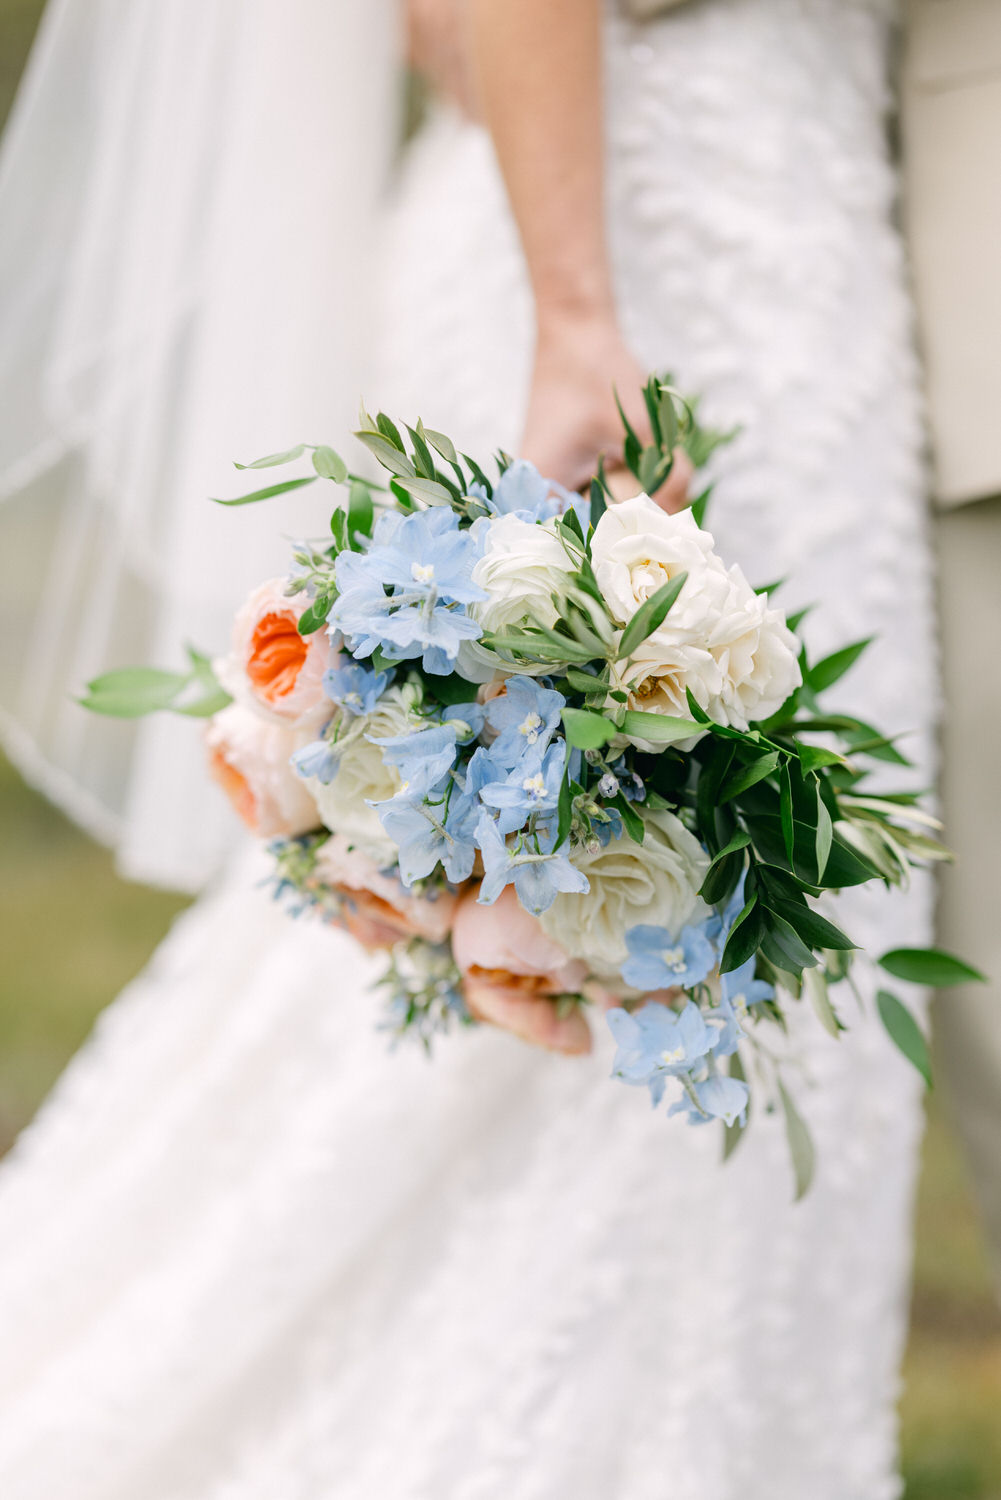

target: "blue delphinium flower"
[376,702,486,800]
[620,921,717,992]
[484,676,565,768]
[377,784,479,886]
[475,812,588,916]
[375,721,464,800]
[668,1073,749,1128]
[478,740,566,835]
[488,460,591,529]
[720,958,774,1021]
[329,507,486,675]
[323,661,393,715]
[290,733,339,785]
[607,1000,719,1106]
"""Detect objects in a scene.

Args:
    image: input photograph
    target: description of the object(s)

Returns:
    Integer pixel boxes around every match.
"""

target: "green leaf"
[613,385,642,471]
[80,667,189,718]
[620,710,700,745]
[211,475,317,506]
[312,445,348,483]
[330,508,349,550]
[391,475,454,507]
[422,426,458,466]
[556,764,574,848]
[719,897,763,974]
[803,968,845,1039]
[347,480,374,538]
[797,744,848,772]
[589,475,608,528]
[723,1051,749,1162]
[561,707,617,750]
[700,849,744,906]
[778,1080,815,1201]
[877,990,933,1087]
[763,908,819,972]
[354,429,417,479]
[405,423,436,480]
[878,947,986,987]
[685,687,711,725]
[780,762,795,864]
[234,443,306,470]
[461,452,492,494]
[719,750,781,804]
[706,829,751,869]
[617,572,688,659]
[807,637,873,695]
[564,666,607,695]
[174,685,232,718]
[689,485,712,529]
[425,672,474,707]
[613,792,645,844]
[375,412,406,450]
[815,786,833,880]
[297,595,333,636]
[766,896,855,952]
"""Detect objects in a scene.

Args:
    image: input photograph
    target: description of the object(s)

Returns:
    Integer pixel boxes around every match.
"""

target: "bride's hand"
[519,315,693,510]
[406,0,479,119]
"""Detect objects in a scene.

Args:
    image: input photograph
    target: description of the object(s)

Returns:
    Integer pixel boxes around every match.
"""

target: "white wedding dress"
[0,2,938,1496]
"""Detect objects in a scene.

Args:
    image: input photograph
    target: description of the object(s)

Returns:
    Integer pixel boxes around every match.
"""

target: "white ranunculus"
[471,513,575,634]
[457,513,578,681]
[305,683,420,861]
[537,808,710,981]
[592,495,801,737]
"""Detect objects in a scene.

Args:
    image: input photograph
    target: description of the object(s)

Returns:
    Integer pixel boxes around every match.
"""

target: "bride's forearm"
[469,0,615,335]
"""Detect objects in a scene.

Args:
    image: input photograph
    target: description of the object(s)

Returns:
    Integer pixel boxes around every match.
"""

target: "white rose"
[592,495,800,736]
[591,496,728,630]
[707,581,803,728]
[537,808,710,981]
[304,683,420,861]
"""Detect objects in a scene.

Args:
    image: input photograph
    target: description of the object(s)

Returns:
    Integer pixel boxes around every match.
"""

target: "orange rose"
[224,579,334,725]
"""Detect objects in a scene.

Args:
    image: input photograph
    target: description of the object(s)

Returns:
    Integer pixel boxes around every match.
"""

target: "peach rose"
[206,704,319,838]
[451,886,592,1055]
[222,579,334,725]
[313,836,460,951]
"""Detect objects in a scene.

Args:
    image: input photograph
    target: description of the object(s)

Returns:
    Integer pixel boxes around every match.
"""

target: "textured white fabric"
[0,0,938,1496]
[0,0,399,890]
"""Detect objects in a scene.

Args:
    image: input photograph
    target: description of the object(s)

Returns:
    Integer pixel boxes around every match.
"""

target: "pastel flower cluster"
[86,381,960,1191]
[202,403,806,1139]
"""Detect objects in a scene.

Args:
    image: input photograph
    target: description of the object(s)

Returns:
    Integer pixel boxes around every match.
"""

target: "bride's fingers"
[598,448,695,514]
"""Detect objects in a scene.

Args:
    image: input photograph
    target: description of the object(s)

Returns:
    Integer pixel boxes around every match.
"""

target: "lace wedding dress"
[0,2,937,1496]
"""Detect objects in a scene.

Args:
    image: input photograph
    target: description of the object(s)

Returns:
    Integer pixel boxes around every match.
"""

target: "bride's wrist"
[533,281,619,344]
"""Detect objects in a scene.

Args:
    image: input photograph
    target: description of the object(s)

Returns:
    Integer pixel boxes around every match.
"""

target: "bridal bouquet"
[83,378,980,1193]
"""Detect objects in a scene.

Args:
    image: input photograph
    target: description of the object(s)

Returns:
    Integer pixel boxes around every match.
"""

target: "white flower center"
[411,561,435,585]
[344,691,362,710]
[518,711,543,741]
[521,773,546,799]
[661,945,687,974]
[659,1045,685,1066]
[732,991,748,1019]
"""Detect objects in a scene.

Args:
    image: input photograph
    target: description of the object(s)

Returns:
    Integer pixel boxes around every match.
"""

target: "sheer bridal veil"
[0,0,399,889]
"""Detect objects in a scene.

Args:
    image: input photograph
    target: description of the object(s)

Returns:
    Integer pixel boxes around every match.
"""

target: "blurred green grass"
[1,3,999,1494]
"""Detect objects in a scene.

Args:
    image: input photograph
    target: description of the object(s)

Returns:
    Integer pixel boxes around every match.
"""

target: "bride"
[0,1,936,1496]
